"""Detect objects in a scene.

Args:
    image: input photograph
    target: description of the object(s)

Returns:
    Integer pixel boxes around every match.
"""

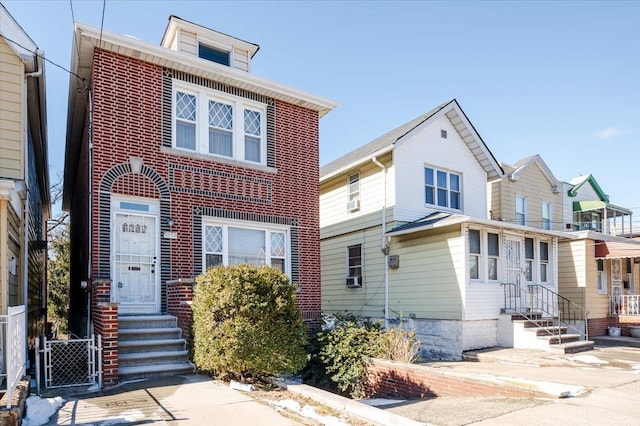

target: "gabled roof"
[320,99,503,182]
[501,154,561,191]
[567,174,609,202]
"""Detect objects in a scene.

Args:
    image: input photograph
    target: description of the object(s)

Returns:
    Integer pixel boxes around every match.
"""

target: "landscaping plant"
[192,265,307,381]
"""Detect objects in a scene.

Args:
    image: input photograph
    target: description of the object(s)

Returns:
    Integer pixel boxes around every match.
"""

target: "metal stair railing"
[502,283,589,343]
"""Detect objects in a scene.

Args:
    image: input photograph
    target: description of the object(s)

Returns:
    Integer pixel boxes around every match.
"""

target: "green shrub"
[192,265,307,380]
[314,314,383,398]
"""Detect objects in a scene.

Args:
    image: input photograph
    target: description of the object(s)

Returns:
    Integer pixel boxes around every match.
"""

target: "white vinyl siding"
[320,156,394,228]
[394,116,487,221]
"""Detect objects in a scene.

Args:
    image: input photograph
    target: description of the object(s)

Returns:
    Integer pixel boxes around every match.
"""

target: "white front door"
[111,196,160,314]
[504,236,526,312]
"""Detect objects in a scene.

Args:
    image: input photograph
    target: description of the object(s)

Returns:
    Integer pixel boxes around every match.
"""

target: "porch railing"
[0,305,26,409]
[612,294,640,316]
[502,283,589,342]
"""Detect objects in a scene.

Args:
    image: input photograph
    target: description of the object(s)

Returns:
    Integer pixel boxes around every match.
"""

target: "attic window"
[441,129,447,139]
[199,43,230,66]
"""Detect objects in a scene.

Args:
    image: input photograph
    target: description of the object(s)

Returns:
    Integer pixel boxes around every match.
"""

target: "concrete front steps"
[118,315,194,382]
[498,314,594,354]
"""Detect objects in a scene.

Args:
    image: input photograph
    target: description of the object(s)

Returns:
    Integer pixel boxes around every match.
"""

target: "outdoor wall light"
[167,217,175,227]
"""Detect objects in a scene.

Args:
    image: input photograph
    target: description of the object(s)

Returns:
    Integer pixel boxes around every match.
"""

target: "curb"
[274,380,429,426]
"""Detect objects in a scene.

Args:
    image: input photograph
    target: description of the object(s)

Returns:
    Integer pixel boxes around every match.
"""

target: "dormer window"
[199,43,230,66]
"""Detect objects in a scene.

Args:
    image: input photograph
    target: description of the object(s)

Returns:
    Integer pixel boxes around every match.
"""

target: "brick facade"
[167,279,194,348]
[91,279,118,386]
[367,358,550,399]
[88,49,321,326]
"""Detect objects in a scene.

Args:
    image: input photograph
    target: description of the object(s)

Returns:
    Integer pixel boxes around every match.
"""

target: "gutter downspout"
[87,88,94,338]
[371,157,389,328]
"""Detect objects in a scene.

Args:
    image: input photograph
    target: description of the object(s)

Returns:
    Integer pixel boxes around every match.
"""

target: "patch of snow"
[101,409,145,425]
[568,355,609,365]
[22,396,64,426]
[361,398,406,407]
[229,380,255,392]
[86,383,101,392]
[267,399,348,426]
[632,364,640,370]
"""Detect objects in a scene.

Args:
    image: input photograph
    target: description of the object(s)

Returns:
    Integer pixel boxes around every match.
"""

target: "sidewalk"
[43,374,302,425]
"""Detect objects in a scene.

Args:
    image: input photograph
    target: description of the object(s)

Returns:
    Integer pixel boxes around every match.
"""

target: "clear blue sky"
[4,0,639,226]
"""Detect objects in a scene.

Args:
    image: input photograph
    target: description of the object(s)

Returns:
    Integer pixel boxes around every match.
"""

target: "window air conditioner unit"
[346,276,362,288]
[347,199,360,212]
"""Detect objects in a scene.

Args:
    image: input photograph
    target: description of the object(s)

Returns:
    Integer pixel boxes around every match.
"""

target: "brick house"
[62,16,336,385]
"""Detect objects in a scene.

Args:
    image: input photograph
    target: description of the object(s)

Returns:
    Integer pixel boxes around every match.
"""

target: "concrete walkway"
[44,374,301,425]
[385,345,640,426]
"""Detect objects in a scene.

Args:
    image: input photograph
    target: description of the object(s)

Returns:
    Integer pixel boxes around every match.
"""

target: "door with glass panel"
[112,197,160,314]
[504,236,525,312]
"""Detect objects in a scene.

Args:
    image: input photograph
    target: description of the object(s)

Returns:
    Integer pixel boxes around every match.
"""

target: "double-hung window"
[346,244,363,287]
[597,259,606,293]
[516,196,526,226]
[204,222,288,274]
[174,82,266,165]
[487,232,500,281]
[469,229,481,280]
[347,173,360,211]
[525,237,534,282]
[539,242,549,282]
[542,203,552,230]
[425,166,461,210]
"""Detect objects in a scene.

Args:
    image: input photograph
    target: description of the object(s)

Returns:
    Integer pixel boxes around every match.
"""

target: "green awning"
[573,200,632,215]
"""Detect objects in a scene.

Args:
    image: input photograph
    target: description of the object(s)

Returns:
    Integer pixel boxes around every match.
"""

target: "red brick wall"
[367,359,550,399]
[588,317,609,337]
[167,280,193,347]
[89,49,321,324]
[91,279,118,386]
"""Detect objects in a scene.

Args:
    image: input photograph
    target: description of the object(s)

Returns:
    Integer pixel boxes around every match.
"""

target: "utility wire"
[98,0,106,48]
[69,0,80,56]
[0,34,85,82]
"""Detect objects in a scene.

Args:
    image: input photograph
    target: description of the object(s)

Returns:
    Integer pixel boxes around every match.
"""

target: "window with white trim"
[469,229,481,280]
[525,237,534,282]
[469,229,501,282]
[174,82,266,165]
[542,202,552,230]
[347,245,362,278]
[347,173,360,211]
[425,166,461,210]
[597,259,606,293]
[203,221,288,274]
[539,241,549,282]
[487,232,500,281]
[516,196,526,225]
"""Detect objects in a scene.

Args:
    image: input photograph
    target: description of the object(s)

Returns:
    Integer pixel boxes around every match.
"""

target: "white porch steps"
[498,314,594,354]
[118,315,194,382]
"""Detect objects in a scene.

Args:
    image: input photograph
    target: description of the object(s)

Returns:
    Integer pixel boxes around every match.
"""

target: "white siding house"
[320,99,571,359]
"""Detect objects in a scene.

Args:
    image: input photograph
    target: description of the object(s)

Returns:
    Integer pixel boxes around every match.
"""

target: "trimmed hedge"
[192,265,307,380]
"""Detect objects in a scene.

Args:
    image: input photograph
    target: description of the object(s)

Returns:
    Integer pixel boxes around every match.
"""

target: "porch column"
[603,207,608,234]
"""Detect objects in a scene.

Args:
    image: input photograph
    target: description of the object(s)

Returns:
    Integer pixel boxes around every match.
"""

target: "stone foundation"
[0,376,30,426]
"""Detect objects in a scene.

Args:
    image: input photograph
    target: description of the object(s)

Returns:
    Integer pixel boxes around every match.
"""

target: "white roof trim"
[75,22,337,115]
[0,3,37,65]
[387,214,570,239]
[320,145,394,182]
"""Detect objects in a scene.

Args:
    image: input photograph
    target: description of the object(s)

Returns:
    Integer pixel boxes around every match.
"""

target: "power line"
[0,34,85,82]
[98,0,106,48]
[69,0,81,57]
